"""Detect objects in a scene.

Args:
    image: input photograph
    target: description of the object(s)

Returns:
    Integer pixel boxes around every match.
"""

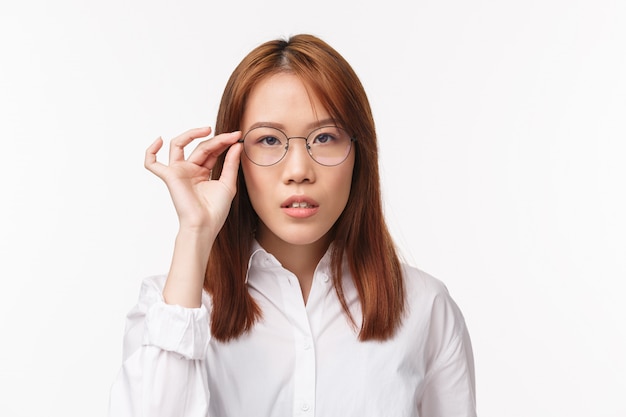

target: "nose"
[282,137,315,183]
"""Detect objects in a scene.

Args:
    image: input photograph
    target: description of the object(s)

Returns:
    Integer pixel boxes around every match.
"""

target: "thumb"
[217,142,243,191]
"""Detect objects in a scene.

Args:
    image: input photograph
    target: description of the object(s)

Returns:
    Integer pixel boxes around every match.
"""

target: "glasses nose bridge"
[286,135,309,146]
[284,135,311,154]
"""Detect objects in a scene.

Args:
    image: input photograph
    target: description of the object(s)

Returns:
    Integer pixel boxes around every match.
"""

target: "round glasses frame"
[238,125,357,167]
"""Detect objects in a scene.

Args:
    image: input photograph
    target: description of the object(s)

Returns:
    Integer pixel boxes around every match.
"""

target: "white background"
[1,0,624,416]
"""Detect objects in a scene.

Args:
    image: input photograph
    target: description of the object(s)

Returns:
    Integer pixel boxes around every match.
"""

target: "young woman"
[109,34,476,417]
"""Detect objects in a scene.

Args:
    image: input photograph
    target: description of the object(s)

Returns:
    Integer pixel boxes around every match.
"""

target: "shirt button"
[301,403,310,411]
[321,273,330,283]
[303,338,312,350]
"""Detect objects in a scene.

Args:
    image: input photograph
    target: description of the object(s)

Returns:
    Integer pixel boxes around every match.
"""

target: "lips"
[281,196,320,218]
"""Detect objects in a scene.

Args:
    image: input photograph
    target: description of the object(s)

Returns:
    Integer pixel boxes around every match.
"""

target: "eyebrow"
[247,118,337,131]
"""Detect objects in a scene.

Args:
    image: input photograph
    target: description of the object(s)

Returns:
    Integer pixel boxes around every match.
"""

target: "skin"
[144,73,354,306]
[240,73,355,301]
[145,129,243,307]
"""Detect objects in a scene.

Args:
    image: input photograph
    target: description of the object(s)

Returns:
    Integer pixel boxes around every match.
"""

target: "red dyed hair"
[205,34,405,341]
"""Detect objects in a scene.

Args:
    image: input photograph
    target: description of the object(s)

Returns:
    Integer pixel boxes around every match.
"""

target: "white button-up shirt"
[109,242,476,416]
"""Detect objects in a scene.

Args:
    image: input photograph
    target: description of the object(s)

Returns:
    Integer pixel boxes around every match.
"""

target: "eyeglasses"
[238,125,356,167]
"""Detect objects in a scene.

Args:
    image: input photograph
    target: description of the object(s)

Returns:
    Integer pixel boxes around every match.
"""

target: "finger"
[169,126,212,163]
[217,142,243,189]
[145,137,168,177]
[187,131,242,167]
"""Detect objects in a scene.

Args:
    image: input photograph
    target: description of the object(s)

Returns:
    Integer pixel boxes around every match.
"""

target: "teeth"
[291,202,311,208]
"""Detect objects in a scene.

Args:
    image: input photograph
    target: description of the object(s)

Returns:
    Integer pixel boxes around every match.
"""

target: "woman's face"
[240,73,355,251]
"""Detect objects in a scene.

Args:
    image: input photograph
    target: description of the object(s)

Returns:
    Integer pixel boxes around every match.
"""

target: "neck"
[256,229,331,303]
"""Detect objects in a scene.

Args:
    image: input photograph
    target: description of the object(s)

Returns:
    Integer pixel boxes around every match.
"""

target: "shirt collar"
[245,240,334,284]
[245,240,269,284]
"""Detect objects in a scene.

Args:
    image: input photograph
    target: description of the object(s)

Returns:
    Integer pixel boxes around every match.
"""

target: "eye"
[258,135,282,146]
[312,132,335,144]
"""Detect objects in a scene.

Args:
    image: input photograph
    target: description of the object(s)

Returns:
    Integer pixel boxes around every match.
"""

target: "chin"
[259,223,334,248]
[281,232,331,247]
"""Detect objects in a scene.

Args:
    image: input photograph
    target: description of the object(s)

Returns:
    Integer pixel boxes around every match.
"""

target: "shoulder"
[400,264,469,337]
[401,264,452,303]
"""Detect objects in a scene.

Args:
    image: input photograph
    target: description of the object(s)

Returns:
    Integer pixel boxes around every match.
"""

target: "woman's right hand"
[144,127,243,238]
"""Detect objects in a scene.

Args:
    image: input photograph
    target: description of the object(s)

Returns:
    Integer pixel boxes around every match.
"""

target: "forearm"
[163,228,214,307]
[144,130,242,307]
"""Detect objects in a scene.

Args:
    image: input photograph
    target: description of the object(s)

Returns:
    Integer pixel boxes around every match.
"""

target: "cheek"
[341,157,356,192]
[241,163,269,210]
[331,163,356,207]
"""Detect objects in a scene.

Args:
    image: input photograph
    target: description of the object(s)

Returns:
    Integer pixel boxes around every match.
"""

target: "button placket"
[303,337,312,350]
[277,271,316,416]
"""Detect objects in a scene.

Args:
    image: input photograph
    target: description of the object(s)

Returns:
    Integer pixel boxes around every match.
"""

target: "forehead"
[241,73,331,132]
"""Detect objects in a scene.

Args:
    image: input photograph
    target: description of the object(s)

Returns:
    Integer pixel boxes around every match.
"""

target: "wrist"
[176,225,217,242]
[164,228,215,308]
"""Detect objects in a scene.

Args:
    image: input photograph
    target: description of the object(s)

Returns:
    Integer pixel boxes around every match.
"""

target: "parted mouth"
[281,196,319,209]
[286,201,316,208]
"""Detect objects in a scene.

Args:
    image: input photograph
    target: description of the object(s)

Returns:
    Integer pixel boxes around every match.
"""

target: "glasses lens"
[241,125,354,166]
[307,126,353,166]
[242,127,288,166]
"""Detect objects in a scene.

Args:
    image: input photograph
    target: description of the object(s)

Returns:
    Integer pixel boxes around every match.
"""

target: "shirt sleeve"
[418,289,477,417]
[108,275,212,417]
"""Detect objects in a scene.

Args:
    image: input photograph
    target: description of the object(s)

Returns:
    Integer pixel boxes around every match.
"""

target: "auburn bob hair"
[205,34,405,342]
